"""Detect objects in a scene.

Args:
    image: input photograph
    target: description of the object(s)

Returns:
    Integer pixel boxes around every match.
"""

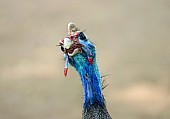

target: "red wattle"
[88,58,93,65]
[64,68,68,77]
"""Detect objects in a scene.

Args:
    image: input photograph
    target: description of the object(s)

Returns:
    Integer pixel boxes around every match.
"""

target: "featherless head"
[58,22,104,106]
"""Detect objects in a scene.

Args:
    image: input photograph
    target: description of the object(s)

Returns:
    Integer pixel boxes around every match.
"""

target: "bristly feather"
[101,74,110,90]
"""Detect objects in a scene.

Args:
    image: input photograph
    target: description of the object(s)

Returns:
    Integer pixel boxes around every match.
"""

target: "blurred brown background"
[0,0,170,119]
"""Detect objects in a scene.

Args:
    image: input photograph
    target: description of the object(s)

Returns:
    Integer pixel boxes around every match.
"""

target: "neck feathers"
[70,53,104,107]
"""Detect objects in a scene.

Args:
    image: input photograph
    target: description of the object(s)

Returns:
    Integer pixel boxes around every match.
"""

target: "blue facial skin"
[67,33,104,108]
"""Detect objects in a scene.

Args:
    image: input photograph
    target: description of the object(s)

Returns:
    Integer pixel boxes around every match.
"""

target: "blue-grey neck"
[68,39,104,108]
[60,30,112,118]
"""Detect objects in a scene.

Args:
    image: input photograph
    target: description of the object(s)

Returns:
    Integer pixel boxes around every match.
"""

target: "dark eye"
[60,46,64,52]
[79,32,86,40]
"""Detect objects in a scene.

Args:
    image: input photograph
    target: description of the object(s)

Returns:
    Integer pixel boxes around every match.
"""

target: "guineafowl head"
[58,23,112,119]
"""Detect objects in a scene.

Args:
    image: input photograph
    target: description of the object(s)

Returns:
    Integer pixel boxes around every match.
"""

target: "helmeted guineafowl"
[58,23,112,119]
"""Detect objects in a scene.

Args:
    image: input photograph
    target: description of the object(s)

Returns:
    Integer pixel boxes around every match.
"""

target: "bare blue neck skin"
[68,34,104,108]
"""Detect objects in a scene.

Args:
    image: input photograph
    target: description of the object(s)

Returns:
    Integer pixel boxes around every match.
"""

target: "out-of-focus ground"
[0,0,170,119]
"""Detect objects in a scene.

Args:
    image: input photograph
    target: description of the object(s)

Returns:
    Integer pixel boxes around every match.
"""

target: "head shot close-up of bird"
[58,23,112,119]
